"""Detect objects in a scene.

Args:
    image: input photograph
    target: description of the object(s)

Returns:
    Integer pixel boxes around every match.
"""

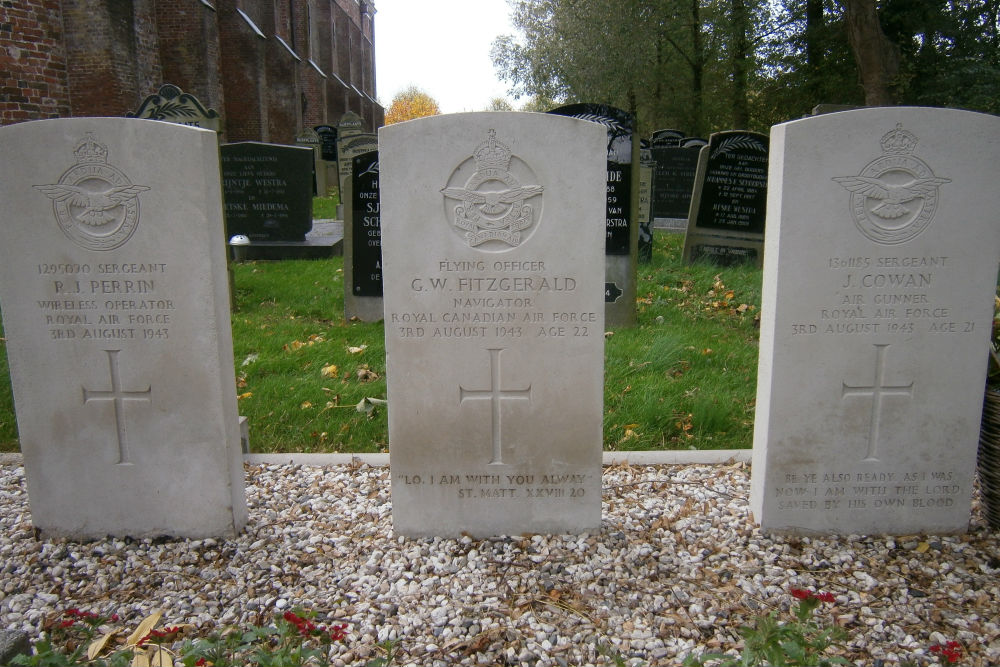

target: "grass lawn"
[0,230,763,454]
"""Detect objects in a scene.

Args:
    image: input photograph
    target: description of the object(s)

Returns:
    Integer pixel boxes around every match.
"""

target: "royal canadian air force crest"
[34,133,150,251]
[441,129,543,249]
[833,123,949,245]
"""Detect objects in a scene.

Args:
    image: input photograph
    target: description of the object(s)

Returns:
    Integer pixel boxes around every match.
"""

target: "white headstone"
[751,107,1000,535]
[379,112,606,537]
[0,118,247,539]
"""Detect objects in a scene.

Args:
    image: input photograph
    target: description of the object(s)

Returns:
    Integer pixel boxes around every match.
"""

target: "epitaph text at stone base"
[0,118,247,539]
[750,108,1000,535]
[379,113,606,537]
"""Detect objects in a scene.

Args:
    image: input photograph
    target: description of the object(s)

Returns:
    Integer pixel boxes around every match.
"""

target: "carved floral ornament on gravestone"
[441,129,544,249]
[833,123,950,246]
[34,133,150,251]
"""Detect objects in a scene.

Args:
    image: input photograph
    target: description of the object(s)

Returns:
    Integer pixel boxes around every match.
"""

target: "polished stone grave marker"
[547,103,638,327]
[651,144,701,222]
[343,149,383,321]
[0,117,247,538]
[220,141,313,242]
[683,131,769,267]
[750,107,1000,535]
[379,112,606,537]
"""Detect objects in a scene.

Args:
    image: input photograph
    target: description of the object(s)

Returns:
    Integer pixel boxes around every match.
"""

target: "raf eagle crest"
[441,129,543,249]
[833,124,949,245]
[35,133,150,251]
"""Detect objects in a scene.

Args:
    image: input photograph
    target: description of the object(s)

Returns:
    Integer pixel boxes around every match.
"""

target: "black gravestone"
[651,145,701,220]
[651,129,684,147]
[694,131,768,234]
[546,103,635,256]
[682,130,769,267]
[351,151,381,296]
[314,125,338,162]
[220,142,314,242]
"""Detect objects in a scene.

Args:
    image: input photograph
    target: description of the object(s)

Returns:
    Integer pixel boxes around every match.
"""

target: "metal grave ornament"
[441,129,543,249]
[34,133,150,251]
[833,123,950,245]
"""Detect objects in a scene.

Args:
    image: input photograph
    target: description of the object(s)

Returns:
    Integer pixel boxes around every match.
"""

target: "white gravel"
[2,460,999,666]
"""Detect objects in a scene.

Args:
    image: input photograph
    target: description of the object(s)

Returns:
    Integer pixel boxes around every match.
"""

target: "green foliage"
[683,590,849,667]
[230,258,388,454]
[311,195,339,220]
[492,0,1000,135]
[14,608,347,667]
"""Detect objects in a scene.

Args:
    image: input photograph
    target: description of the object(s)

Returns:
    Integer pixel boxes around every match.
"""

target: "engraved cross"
[460,348,531,465]
[82,349,152,465]
[842,343,913,463]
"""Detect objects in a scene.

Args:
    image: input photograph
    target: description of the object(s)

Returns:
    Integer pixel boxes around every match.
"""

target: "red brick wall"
[1,0,382,135]
[155,0,224,118]
[218,0,265,141]
[0,0,70,124]
[60,0,162,116]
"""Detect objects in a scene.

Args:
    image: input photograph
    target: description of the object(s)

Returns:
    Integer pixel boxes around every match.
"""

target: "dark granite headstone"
[680,137,707,148]
[314,125,338,161]
[693,132,768,233]
[351,151,381,297]
[682,130,769,267]
[651,129,684,147]
[220,142,314,242]
[546,103,634,255]
[295,128,323,195]
[546,103,638,326]
[651,145,701,220]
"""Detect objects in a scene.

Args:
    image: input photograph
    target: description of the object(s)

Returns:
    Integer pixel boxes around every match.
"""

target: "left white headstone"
[0,118,247,539]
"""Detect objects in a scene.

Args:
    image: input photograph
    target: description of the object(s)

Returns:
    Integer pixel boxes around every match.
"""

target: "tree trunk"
[690,0,705,135]
[841,0,901,105]
[729,0,750,127]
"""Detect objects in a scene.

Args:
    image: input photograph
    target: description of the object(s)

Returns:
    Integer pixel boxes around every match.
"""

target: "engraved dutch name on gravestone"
[380,112,606,537]
[750,108,1000,535]
[0,118,247,538]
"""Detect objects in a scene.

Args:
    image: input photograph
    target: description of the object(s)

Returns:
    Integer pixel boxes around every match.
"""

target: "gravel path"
[2,460,999,666]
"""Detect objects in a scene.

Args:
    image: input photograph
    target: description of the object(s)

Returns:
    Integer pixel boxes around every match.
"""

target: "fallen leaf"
[320,364,338,378]
[125,610,163,647]
[87,630,118,660]
[237,392,253,400]
[356,365,379,382]
[916,541,930,553]
[348,344,368,354]
[300,401,313,409]
[356,397,387,414]
[149,646,173,667]
[240,353,259,367]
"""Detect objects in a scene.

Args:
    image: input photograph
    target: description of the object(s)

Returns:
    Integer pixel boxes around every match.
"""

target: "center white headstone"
[0,118,247,539]
[751,107,1000,535]
[379,112,606,537]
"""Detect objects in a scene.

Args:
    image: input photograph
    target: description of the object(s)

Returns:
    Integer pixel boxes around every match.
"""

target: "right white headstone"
[751,107,1000,535]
